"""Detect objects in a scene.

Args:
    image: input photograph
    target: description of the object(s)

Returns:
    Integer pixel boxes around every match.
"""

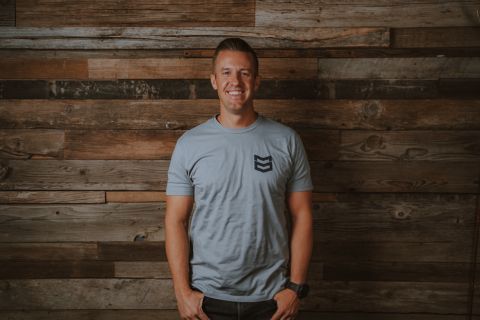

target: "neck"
[217,108,258,129]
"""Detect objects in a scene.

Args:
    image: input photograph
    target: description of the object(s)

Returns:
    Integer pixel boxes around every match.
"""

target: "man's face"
[210,50,260,115]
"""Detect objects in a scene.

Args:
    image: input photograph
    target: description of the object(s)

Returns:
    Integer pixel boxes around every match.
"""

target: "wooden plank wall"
[0,1,480,319]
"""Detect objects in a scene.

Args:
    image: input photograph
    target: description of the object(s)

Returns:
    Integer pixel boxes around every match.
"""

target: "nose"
[230,72,241,85]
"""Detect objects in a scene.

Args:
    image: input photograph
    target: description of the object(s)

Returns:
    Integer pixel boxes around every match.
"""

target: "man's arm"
[165,195,209,320]
[272,190,313,320]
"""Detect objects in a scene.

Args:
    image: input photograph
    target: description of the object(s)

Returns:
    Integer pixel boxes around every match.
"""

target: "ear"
[210,73,218,90]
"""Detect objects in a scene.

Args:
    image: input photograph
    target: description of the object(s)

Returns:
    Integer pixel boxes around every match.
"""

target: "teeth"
[228,91,242,96]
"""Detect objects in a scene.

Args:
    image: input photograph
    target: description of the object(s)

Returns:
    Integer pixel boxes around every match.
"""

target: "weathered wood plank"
[0,80,49,99]
[318,58,480,79]
[256,1,480,28]
[0,0,15,27]
[106,191,166,203]
[0,203,165,242]
[340,131,480,161]
[0,279,176,309]
[0,58,88,79]
[0,129,64,159]
[323,262,470,282]
[313,193,476,242]
[0,310,472,320]
[311,161,480,193]
[334,80,438,99]
[64,130,182,160]
[0,160,478,192]
[0,191,105,204]
[0,243,98,260]
[0,27,390,49]
[0,261,114,278]
[16,0,255,27]
[0,279,467,313]
[393,27,480,48]
[439,79,480,99]
[114,261,171,278]
[0,160,168,190]
[2,99,480,130]
[98,242,166,261]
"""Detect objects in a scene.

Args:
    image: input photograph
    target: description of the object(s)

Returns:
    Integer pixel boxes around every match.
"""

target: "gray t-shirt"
[166,114,313,302]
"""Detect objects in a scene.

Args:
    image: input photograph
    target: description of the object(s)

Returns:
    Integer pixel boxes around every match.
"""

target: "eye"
[222,70,230,76]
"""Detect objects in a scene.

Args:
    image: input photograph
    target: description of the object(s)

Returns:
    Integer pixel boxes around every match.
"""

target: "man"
[165,38,313,320]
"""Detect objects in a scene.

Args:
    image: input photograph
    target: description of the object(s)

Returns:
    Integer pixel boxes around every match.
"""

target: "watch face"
[299,284,309,298]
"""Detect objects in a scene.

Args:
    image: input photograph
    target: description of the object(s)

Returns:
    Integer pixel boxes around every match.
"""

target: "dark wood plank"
[312,193,476,242]
[0,310,180,320]
[0,279,176,309]
[0,261,114,278]
[0,243,99,260]
[0,80,49,99]
[0,27,389,49]
[106,191,166,203]
[2,99,480,130]
[298,313,474,320]
[256,1,480,28]
[0,191,105,204]
[439,79,480,99]
[340,131,480,161]
[318,58,480,79]
[311,161,480,193]
[334,80,439,99]
[0,129,64,159]
[393,27,480,48]
[0,160,168,190]
[16,0,255,27]
[0,0,15,26]
[98,242,166,261]
[114,261,171,278]
[0,203,165,242]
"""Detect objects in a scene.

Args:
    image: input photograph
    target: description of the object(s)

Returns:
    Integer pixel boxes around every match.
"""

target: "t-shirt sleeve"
[287,132,314,193]
[166,139,194,196]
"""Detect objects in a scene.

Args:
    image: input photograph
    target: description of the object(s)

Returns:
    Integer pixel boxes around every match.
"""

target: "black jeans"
[202,296,278,320]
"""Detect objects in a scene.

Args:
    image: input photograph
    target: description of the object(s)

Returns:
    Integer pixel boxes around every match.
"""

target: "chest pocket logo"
[254,155,273,172]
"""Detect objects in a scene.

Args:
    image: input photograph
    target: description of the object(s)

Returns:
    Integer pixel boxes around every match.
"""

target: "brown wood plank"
[0,203,165,242]
[0,279,176,309]
[0,311,472,320]
[311,161,480,193]
[64,130,182,160]
[0,243,98,260]
[393,27,480,48]
[340,131,480,161]
[0,0,15,26]
[114,261,171,278]
[0,191,105,204]
[0,160,168,190]
[107,191,166,203]
[0,58,88,79]
[0,310,181,320]
[256,1,480,28]
[98,242,166,261]
[313,193,476,242]
[0,129,64,159]
[2,99,480,130]
[0,27,389,49]
[318,58,480,79]
[0,261,114,279]
[303,281,469,313]
[16,0,255,27]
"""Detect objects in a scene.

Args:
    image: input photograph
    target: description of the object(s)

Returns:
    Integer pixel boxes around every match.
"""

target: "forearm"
[289,208,313,284]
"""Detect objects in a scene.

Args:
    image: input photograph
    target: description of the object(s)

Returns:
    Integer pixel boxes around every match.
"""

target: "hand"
[175,289,209,320]
[271,288,300,320]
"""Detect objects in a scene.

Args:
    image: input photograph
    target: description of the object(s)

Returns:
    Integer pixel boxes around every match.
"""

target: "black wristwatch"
[285,280,309,299]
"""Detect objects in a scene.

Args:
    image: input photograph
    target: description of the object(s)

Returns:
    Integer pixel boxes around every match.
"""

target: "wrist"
[285,280,309,299]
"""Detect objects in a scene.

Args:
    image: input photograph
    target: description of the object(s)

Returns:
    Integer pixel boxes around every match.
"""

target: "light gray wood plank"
[256,0,480,27]
[0,27,389,49]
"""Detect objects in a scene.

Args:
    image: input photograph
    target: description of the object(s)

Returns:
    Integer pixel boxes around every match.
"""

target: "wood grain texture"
[0,160,168,190]
[318,58,480,79]
[0,203,165,242]
[0,58,88,80]
[339,131,480,161]
[393,27,480,48]
[98,242,166,261]
[64,130,183,160]
[106,191,166,203]
[0,191,105,204]
[0,0,15,27]
[0,129,64,159]
[2,99,480,130]
[256,0,480,28]
[312,193,476,242]
[0,27,390,49]
[0,261,114,278]
[0,243,99,260]
[16,0,255,27]
[114,262,171,278]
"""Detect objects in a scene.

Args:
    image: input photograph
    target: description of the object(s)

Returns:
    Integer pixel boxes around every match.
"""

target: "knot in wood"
[393,207,412,220]
[361,135,385,152]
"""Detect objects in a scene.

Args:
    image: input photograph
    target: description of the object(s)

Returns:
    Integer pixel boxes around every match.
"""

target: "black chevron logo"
[254,155,273,172]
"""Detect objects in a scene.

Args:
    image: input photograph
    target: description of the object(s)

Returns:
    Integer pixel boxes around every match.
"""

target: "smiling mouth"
[227,90,244,96]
